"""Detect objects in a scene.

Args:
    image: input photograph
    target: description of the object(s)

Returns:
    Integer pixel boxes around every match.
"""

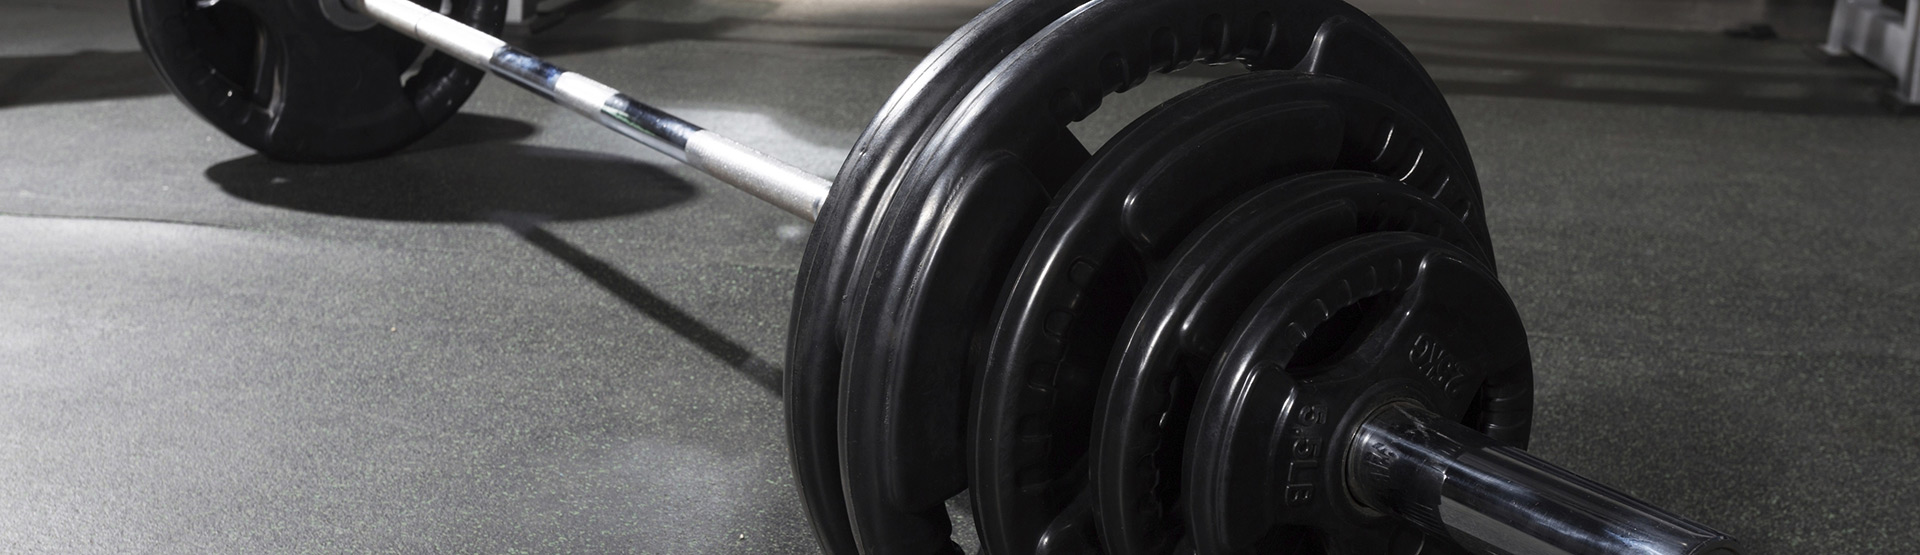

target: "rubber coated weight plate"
[1185,232,1532,554]
[836,0,1476,551]
[131,0,504,162]
[783,0,1090,552]
[1086,171,1498,555]
[969,70,1488,555]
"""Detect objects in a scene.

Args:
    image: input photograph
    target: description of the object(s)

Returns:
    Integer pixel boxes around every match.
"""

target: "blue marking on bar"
[488,47,562,99]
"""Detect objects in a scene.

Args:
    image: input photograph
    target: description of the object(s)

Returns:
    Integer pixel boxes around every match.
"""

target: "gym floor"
[3,0,1915,552]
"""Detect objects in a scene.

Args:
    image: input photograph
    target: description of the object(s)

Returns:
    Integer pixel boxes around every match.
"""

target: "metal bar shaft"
[348,0,831,221]
[1348,403,1743,555]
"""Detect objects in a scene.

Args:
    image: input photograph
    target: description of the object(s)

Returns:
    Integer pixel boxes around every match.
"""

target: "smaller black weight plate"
[967,69,1490,555]
[1085,171,1491,555]
[782,0,1090,552]
[1184,232,1533,554]
[131,0,504,162]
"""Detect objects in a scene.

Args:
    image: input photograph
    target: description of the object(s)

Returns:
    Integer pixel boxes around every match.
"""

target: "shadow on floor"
[494,212,786,393]
[0,50,170,108]
[206,115,691,222]
[401,113,543,153]
[205,116,780,390]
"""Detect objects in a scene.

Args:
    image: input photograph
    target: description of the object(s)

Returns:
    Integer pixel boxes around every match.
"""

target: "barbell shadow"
[207,119,686,222]
[492,211,786,393]
[403,113,542,153]
[206,119,782,392]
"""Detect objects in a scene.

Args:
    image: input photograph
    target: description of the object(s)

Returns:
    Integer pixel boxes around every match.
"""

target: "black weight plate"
[1087,172,1497,555]
[969,70,1488,555]
[835,0,1476,551]
[131,0,504,162]
[783,0,1091,552]
[1185,232,1531,554]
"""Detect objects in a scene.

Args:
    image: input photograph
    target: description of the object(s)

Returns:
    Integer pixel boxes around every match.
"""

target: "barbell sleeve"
[1348,403,1743,555]
[347,0,832,221]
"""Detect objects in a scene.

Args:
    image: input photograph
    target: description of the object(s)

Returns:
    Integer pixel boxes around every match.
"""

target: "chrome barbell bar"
[347,0,832,221]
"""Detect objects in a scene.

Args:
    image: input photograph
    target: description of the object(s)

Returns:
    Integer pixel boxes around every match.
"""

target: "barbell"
[129,0,1745,553]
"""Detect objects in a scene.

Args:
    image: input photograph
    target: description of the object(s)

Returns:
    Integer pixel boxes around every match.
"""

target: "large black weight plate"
[1185,232,1532,554]
[131,0,504,162]
[834,0,1477,551]
[1087,172,1498,555]
[969,70,1488,555]
[783,0,1091,552]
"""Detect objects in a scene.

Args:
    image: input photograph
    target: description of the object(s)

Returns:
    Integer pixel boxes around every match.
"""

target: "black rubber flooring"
[2,0,1915,552]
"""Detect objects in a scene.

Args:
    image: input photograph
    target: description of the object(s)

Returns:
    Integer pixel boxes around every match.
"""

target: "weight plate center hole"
[1284,292,1394,376]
